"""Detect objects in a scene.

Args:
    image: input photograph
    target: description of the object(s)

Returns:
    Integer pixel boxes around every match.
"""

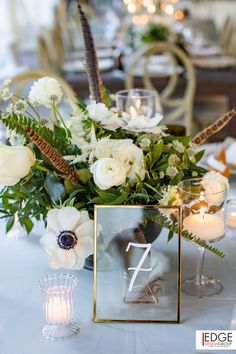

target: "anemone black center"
[57,230,78,250]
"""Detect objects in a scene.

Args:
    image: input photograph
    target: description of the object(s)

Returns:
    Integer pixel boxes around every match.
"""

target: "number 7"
[125,243,152,292]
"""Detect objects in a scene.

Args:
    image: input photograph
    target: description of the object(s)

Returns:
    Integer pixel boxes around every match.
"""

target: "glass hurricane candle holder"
[116,89,161,118]
[225,199,236,271]
[39,274,79,341]
[178,178,227,297]
[227,199,236,229]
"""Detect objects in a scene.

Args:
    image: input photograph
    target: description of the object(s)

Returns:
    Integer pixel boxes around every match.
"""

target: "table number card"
[93,205,181,323]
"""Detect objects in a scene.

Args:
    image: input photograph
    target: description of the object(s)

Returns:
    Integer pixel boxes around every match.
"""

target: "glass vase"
[39,273,79,341]
[115,89,161,118]
[178,178,227,297]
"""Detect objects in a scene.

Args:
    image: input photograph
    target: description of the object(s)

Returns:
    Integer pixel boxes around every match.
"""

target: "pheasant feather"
[77,1,103,103]
[192,106,236,145]
[25,128,80,183]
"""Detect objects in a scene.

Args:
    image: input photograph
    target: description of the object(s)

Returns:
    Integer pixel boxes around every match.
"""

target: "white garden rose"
[125,113,163,134]
[90,157,126,190]
[201,171,229,205]
[28,77,63,108]
[0,143,35,186]
[40,207,93,270]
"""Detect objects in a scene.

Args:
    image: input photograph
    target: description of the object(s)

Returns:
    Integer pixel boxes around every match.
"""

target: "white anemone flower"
[40,207,93,270]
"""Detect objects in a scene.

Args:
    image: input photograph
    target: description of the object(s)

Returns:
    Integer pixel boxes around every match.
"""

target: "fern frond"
[181,230,225,258]
[25,128,81,183]
[77,1,103,103]
[0,113,80,156]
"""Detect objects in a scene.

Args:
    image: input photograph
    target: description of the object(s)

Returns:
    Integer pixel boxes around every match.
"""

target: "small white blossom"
[168,154,180,165]
[0,79,13,101]
[173,140,185,154]
[189,156,196,164]
[7,129,26,146]
[166,166,178,178]
[6,103,14,115]
[28,77,63,108]
[139,137,151,150]
[159,186,181,206]
[159,171,165,179]
[13,99,28,115]
[187,147,195,158]
[192,171,198,177]
[159,186,182,217]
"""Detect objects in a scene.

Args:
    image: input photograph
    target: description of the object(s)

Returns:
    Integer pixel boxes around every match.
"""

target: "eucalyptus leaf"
[44,173,65,203]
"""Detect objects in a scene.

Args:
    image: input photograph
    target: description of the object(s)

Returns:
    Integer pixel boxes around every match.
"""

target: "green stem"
[34,164,50,173]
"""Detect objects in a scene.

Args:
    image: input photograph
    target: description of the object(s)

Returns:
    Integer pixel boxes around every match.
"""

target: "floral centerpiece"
[0,3,234,269]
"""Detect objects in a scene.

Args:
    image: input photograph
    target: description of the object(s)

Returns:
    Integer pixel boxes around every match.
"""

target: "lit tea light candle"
[46,295,71,324]
[227,212,236,229]
[129,98,141,117]
[183,206,225,241]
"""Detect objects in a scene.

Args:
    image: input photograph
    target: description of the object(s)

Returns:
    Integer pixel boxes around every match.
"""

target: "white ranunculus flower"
[40,207,93,270]
[87,100,111,122]
[95,138,145,182]
[112,140,145,181]
[201,171,229,205]
[28,77,63,108]
[125,113,163,133]
[0,143,35,186]
[90,157,126,190]
[94,138,114,159]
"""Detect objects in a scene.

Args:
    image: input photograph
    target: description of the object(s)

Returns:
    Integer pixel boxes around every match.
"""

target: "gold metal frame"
[93,205,182,323]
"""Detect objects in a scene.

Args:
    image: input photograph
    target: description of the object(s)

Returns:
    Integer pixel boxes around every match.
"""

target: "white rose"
[90,157,126,190]
[87,100,111,122]
[28,77,63,108]
[201,171,229,205]
[125,113,163,133]
[0,143,35,186]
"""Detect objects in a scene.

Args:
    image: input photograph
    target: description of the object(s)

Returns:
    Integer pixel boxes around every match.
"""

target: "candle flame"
[130,106,137,117]
[199,191,205,201]
[200,206,205,220]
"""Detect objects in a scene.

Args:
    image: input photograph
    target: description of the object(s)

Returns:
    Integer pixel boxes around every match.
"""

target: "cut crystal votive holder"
[39,273,79,341]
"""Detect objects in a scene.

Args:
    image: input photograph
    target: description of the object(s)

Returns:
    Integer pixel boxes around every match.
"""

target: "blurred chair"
[37,35,55,72]
[219,16,235,52]
[37,24,66,73]
[10,70,78,111]
[125,42,196,135]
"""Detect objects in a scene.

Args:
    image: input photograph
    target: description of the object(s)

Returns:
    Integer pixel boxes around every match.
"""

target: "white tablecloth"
[0,220,236,354]
[1,175,236,353]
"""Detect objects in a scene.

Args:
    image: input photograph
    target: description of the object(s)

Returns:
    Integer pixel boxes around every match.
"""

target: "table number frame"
[93,205,182,323]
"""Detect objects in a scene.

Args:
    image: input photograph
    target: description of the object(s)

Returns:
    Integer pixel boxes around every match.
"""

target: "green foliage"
[0,112,81,156]
[44,173,65,203]
[141,23,170,44]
